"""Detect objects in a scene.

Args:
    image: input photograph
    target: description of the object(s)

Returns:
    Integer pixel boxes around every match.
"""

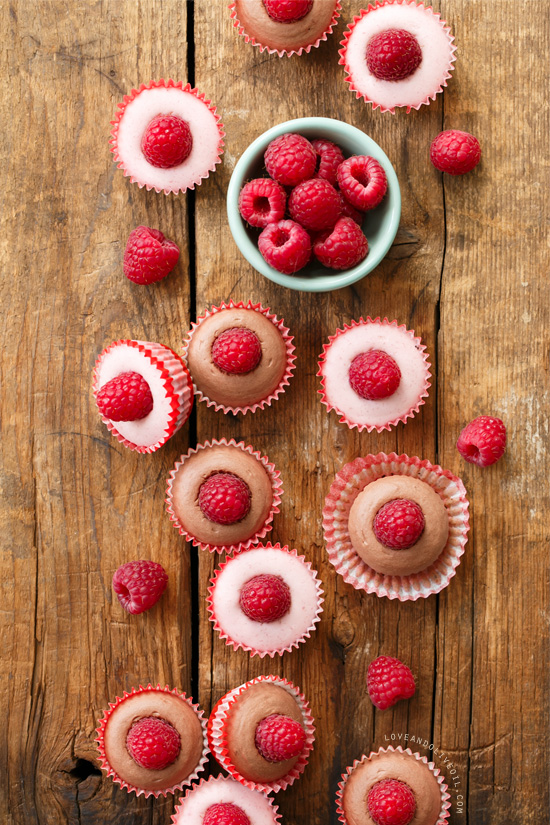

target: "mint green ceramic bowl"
[227,117,401,293]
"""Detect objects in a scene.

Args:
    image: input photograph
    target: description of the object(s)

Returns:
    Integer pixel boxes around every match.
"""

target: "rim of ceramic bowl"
[227,116,401,293]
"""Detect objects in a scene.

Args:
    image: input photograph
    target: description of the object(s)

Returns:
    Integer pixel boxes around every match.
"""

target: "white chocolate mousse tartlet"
[318,317,431,433]
[172,775,281,825]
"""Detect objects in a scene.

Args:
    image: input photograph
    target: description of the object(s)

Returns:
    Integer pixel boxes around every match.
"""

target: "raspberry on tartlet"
[207,543,323,657]
[229,0,342,58]
[92,340,194,453]
[183,300,296,414]
[110,79,224,194]
[95,685,208,797]
[339,1,456,113]
[171,775,282,825]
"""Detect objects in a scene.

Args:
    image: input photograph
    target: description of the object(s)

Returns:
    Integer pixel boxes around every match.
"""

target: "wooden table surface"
[2,1,548,822]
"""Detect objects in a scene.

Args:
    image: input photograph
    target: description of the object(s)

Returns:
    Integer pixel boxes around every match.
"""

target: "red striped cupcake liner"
[207,542,324,657]
[336,746,451,824]
[165,438,283,554]
[95,684,208,798]
[182,300,296,415]
[92,339,193,453]
[322,452,469,600]
[208,675,315,793]
[110,79,225,194]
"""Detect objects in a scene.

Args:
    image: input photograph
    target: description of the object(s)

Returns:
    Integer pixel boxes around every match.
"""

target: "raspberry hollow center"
[373,499,425,550]
[348,350,401,400]
[367,778,417,825]
[198,472,252,525]
[203,803,251,825]
[366,29,423,82]
[141,114,193,168]
[211,327,262,375]
[263,0,313,24]
[239,573,291,623]
[255,713,306,762]
[126,716,181,771]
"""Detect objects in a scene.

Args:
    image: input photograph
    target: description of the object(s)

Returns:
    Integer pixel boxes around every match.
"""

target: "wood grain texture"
[1,1,548,823]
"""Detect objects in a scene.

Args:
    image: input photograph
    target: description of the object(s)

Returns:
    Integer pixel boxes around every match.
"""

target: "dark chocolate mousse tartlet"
[95,684,208,797]
[166,439,283,553]
[183,300,295,415]
[208,675,315,793]
[337,746,451,825]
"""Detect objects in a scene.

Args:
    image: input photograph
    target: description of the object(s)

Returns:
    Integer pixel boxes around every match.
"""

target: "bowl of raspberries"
[227,116,401,292]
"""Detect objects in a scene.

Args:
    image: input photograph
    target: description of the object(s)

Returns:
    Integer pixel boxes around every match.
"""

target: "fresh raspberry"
[211,327,262,375]
[288,178,342,231]
[348,350,401,400]
[239,574,291,623]
[367,779,417,825]
[337,193,364,225]
[311,139,345,185]
[337,156,388,211]
[203,803,251,825]
[96,371,154,422]
[258,219,311,274]
[430,129,481,175]
[373,499,425,550]
[255,714,306,762]
[456,415,506,466]
[112,560,168,614]
[313,217,368,270]
[366,29,423,81]
[264,133,316,187]
[141,114,193,168]
[367,656,416,710]
[198,472,251,525]
[123,225,180,285]
[126,716,181,770]
[238,178,286,228]
[263,0,313,23]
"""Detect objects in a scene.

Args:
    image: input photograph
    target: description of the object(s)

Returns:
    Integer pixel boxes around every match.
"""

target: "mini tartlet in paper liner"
[336,746,451,825]
[318,317,431,433]
[228,1,342,58]
[182,300,296,415]
[339,1,457,113]
[208,674,315,793]
[110,79,225,194]
[322,452,469,600]
[92,339,194,453]
[165,438,283,553]
[172,775,282,825]
[207,542,324,658]
[95,684,208,798]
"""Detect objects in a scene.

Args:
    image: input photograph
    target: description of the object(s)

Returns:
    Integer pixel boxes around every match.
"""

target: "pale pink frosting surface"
[321,322,428,428]
[345,3,453,110]
[211,546,321,653]
[96,342,175,447]
[116,86,221,191]
[173,776,278,825]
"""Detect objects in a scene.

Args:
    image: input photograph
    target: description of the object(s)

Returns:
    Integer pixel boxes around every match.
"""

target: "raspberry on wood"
[337,155,388,211]
[198,472,252,525]
[239,574,291,623]
[112,560,168,614]
[126,716,181,770]
[96,371,154,422]
[238,178,287,228]
[456,415,506,466]
[123,225,180,285]
[367,655,416,710]
[203,803,251,825]
[258,219,311,274]
[366,29,423,81]
[367,778,417,825]
[254,714,306,763]
[348,350,401,400]
[211,327,262,375]
[141,114,193,168]
[264,133,317,187]
[373,499,425,550]
[430,129,481,175]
